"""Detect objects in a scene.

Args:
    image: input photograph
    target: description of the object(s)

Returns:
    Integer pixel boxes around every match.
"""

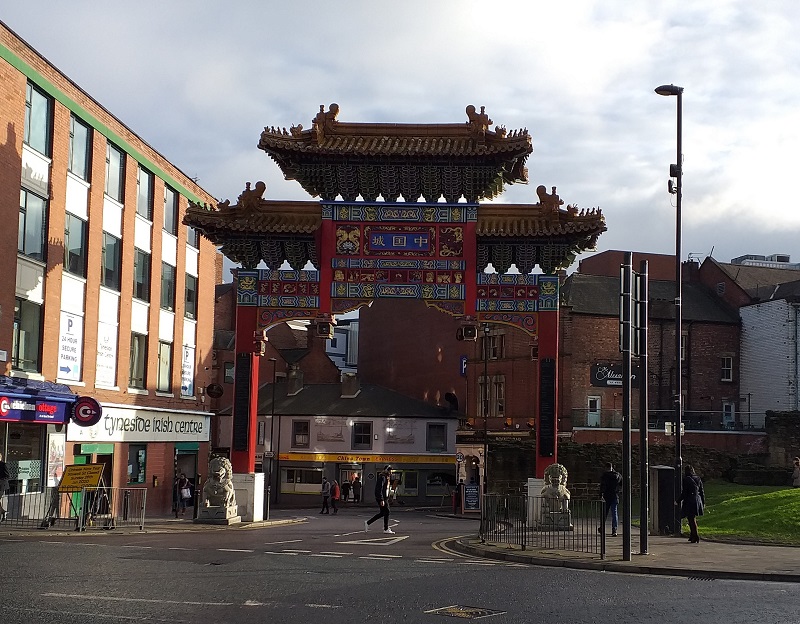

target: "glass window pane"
[161,263,175,310]
[19,190,46,261]
[133,249,151,300]
[64,214,87,277]
[186,226,199,248]
[137,167,153,220]
[185,274,197,319]
[105,143,124,202]
[69,116,91,180]
[129,333,147,388]
[25,83,51,155]
[128,444,146,484]
[102,233,121,291]
[157,342,172,392]
[13,298,41,372]
[164,186,178,235]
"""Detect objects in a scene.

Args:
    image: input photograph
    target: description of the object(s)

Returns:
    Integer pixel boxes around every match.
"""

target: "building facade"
[1,22,218,515]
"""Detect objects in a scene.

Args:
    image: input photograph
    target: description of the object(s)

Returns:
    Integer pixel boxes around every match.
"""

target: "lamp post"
[267,357,277,512]
[655,83,683,535]
[482,323,490,495]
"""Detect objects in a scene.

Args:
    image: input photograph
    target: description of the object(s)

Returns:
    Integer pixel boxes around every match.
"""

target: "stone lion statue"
[203,456,236,509]
[541,463,571,512]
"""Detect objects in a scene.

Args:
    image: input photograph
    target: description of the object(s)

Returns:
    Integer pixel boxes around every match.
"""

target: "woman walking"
[677,465,705,543]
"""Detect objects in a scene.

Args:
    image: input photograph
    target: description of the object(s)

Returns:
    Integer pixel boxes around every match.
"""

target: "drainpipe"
[795,305,799,411]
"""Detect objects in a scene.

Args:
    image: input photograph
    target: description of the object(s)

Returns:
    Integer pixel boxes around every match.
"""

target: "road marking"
[282,548,311,553]
[306,604,341,609]
[337,535,409,546]
[264,551,298,555]
[217,548,255,553]
[459,561,497,566]
[122,545,152,549]
[264,539,303,545]
[359,556,398,561]
[431,536,476,559]
[310,553,342,558]
[168,547,197,551]
[368,553,402,558]
[416,559,450,564]
[320,551,352,555]
[39,541,65,544]
[42,592,233,606]
[0,539,23,542]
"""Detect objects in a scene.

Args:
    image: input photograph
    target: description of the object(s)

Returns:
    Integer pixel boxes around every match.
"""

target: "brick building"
[1,22,218,516]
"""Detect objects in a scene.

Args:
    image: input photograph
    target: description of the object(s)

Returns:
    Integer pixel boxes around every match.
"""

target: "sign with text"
[180,346,195,397]
[66,407,210,443]
[58,311,83,382]
[0,395,71,424]
[462,483,481,512]
[95,321,118,387]
[590,363,640,388]
[58,463,104,490]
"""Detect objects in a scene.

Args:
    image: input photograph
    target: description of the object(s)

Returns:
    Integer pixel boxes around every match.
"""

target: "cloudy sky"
[6,2,800,270]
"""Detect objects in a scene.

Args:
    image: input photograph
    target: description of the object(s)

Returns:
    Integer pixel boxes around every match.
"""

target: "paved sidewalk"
[451,533,800,583]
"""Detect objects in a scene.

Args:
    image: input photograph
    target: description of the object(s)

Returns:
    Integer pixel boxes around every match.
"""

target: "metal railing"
[1,487,147,531]
[481,494,606,558]
[570,408,765,432]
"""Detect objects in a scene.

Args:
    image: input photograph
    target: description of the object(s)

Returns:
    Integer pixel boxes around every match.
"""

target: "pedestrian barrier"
[480,494,606,558]
[0,486,147,531]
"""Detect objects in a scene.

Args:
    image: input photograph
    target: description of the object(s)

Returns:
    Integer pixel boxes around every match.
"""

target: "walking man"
[320,476,331,514]
[598,462,622,536]
[365,465,395,534]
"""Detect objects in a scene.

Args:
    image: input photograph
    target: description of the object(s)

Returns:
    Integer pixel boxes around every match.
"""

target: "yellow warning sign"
[58,464,104,490]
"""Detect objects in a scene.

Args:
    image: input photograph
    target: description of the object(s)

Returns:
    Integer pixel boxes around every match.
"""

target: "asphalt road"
[2,508,798,623]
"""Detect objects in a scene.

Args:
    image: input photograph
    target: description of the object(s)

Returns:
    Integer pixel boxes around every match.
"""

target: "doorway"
[587,396,601,427]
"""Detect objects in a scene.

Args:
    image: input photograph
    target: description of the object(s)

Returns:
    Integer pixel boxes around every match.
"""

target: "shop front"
[0,377,77,496]
[276,452,456,507]
[66,404,211,516]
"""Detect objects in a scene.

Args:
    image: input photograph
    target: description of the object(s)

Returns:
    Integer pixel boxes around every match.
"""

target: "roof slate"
[563,273,739,323]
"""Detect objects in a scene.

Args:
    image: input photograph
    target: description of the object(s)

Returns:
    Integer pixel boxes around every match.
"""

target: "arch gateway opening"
[186,104,605,511]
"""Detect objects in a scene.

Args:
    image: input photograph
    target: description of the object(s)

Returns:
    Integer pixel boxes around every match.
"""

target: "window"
[137,166,154,220]
[185,274,198,319]
[129,332,147,389]
[292,420,310,448]
[224,362,234,384]
[105,143,125,202]
[157,341,172,392]
[101,233,122,291]
[127,444,147,484]
[133,249,151,301]
[352,422,372,450]
[483,334,504,360]
[722,402,736,429]
[680,333,687,362]
[495,377,505,417]
[12,298,42,372]
[721,356,733,382]
[427,423,447,452]
[478,376,489,419]
[24,83,52,155]
[19,189,47,261]
[69,115,91,180]
[64,213,87,277]
[164,186,178,235]
[186,226,199,248]
[161,263,176,311]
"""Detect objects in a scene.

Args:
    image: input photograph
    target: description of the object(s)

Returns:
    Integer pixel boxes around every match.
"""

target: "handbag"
[180,487,191,499]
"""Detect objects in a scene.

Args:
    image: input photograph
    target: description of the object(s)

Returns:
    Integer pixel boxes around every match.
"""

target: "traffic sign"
[456,452,465,462]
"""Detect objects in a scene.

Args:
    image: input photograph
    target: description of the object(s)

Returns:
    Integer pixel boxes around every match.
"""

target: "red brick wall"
[579,250,676,280]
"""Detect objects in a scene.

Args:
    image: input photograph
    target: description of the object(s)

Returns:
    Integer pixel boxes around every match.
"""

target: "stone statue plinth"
[538,463,574,531]
[196,504,241,525]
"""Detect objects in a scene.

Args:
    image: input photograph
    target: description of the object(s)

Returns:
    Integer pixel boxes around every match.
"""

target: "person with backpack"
[331,479,341,514]
[598,462,622,537]
[364,465,396,534]
[341,479,351,502]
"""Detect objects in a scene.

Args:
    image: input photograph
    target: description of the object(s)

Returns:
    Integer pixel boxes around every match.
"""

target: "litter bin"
[649,465,675,535]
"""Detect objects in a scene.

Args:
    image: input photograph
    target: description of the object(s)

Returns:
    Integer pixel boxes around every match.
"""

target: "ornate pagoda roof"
[257,104,532,202]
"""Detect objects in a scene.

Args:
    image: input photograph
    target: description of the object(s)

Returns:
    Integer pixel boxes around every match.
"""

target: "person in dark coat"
[364,465,395,534]
[598,462,622,536]
[678,464,705,543]
[351,476,362,503]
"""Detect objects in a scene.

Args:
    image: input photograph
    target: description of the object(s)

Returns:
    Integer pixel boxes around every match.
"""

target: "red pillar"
[230,304,260,474]
[535,308,559,478]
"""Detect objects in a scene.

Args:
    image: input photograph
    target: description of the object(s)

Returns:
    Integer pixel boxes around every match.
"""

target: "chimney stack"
[286,365,304,396]
[341,372,361,398]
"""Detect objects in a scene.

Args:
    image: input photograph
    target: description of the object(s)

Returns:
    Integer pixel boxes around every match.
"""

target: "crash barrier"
[0,486,147,531]
[480,494,606,558]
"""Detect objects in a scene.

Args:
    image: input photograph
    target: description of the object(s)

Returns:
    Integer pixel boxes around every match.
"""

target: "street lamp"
[482,323,490,495]
[655,83,684,535]
[267,357,277,513]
